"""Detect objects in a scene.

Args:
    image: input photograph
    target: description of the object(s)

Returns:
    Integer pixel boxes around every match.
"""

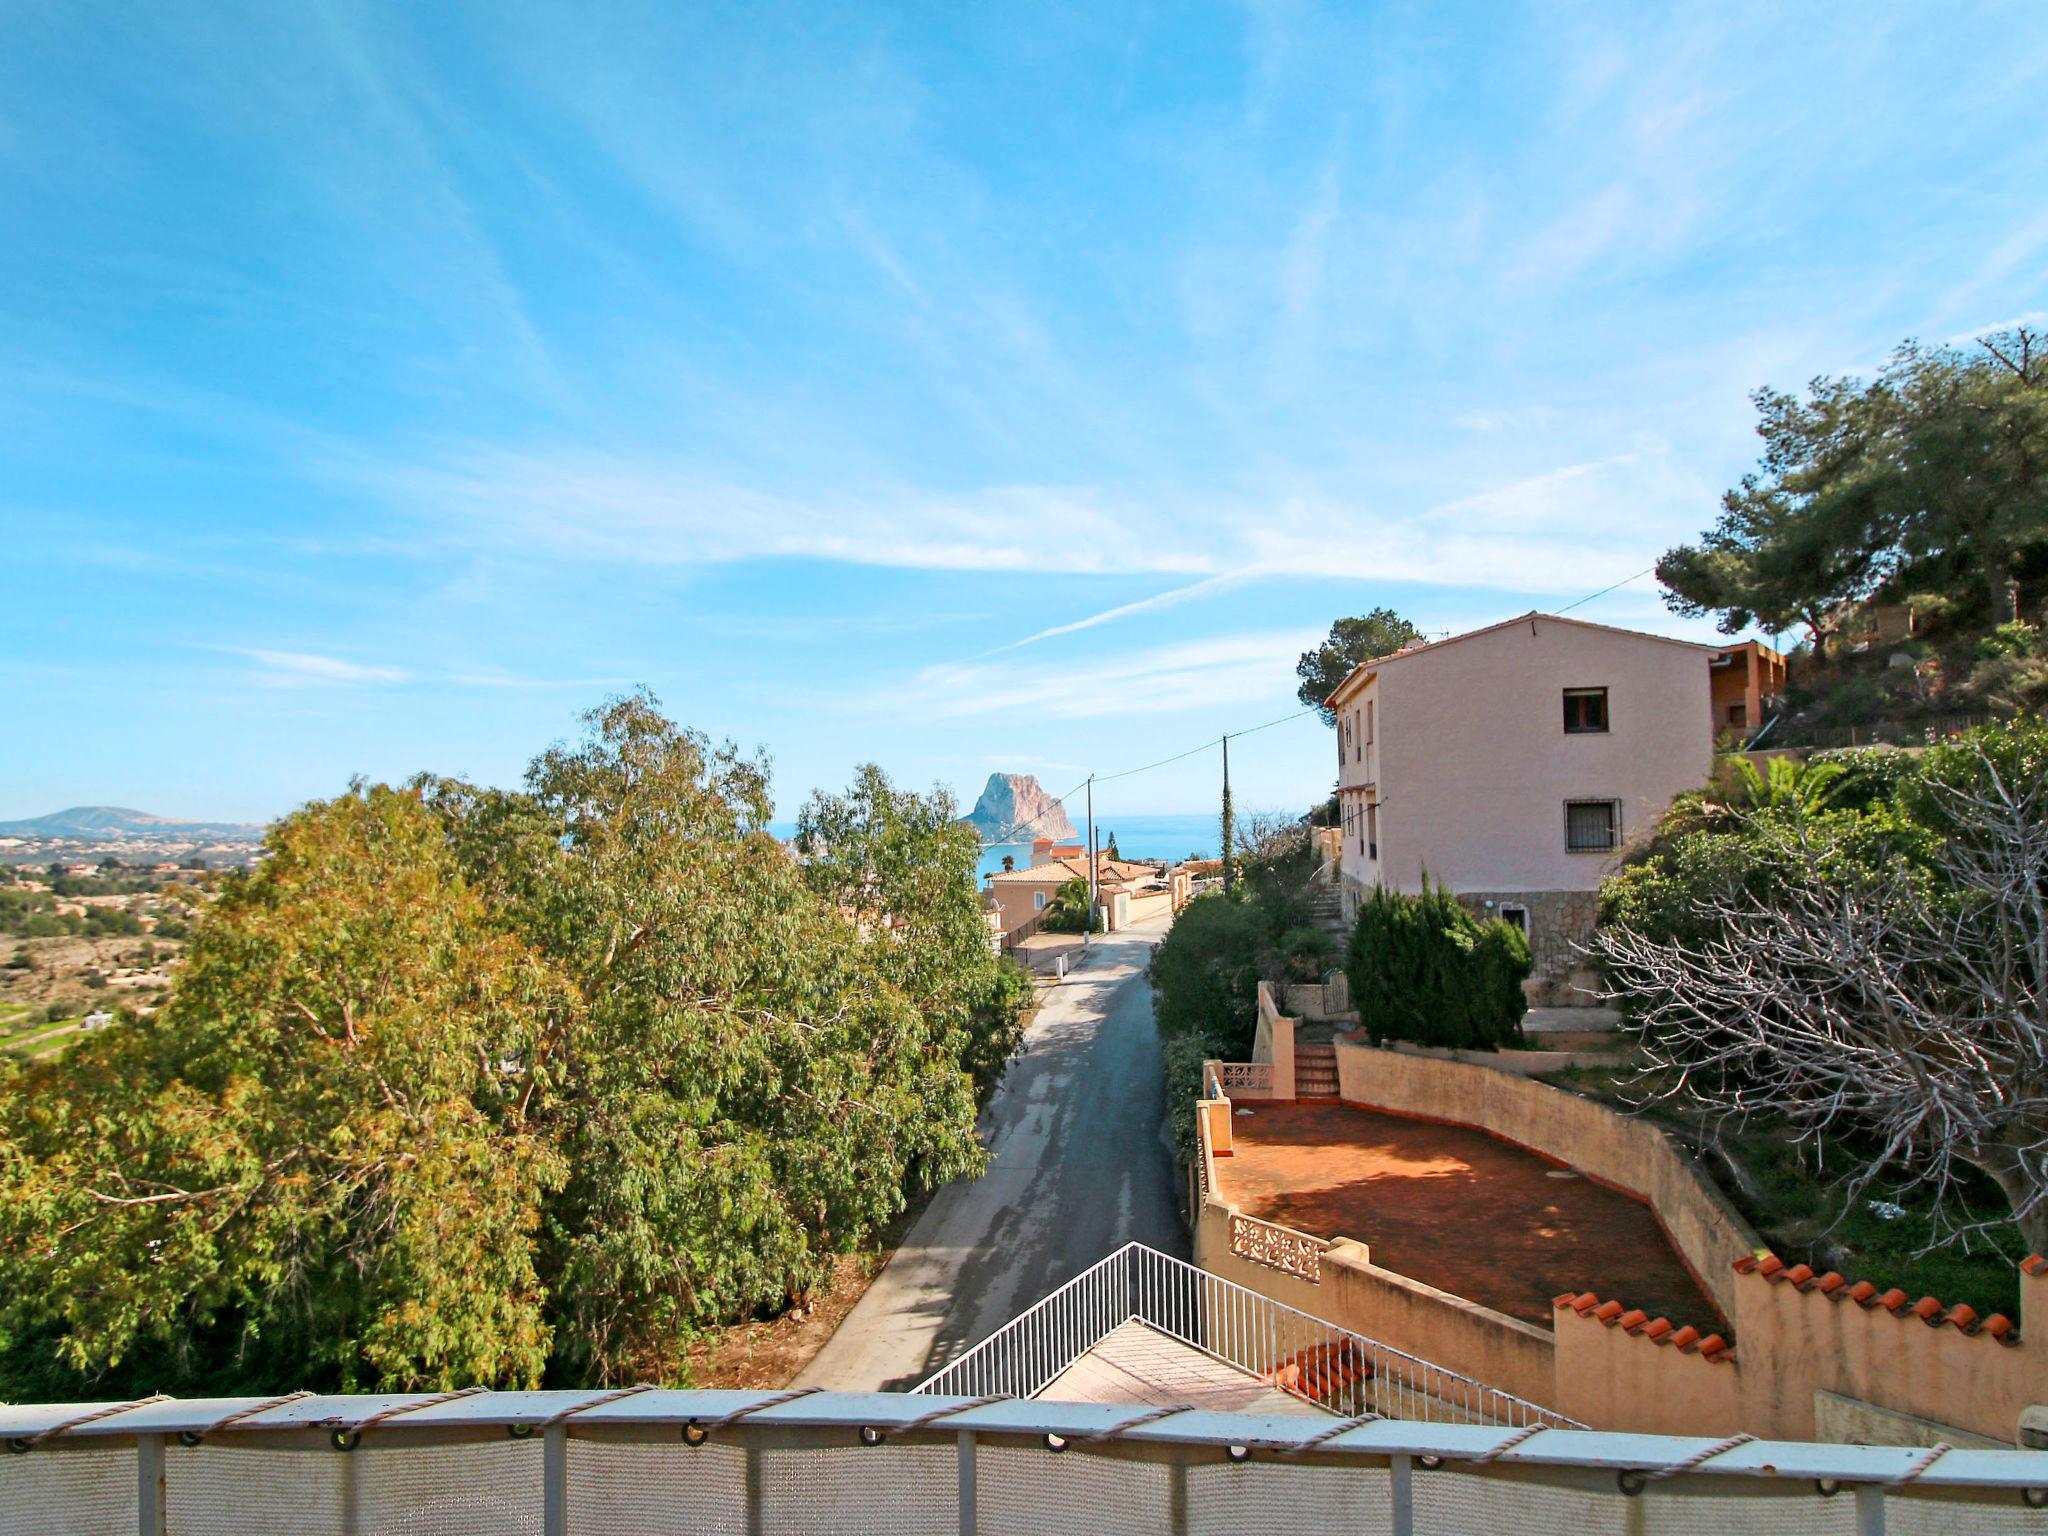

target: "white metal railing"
[3,1389,2043,1534]
[912,1242,1577,1428]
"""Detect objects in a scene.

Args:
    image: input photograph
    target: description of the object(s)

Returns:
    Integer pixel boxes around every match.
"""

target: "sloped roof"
[1324,612,1720,708]
[985,855,1159,888]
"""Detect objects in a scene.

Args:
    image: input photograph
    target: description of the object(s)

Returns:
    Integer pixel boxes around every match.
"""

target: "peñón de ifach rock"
[957,774,1078,844]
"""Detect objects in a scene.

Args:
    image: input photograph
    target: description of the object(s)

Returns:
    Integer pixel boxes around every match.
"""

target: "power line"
[974,562,1662,846]
[1553,565,1657,616]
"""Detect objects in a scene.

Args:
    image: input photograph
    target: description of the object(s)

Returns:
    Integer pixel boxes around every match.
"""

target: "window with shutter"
[1564,799,1620,852]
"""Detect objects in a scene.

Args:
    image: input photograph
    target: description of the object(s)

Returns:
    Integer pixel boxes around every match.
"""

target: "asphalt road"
[797,911,1190,1391]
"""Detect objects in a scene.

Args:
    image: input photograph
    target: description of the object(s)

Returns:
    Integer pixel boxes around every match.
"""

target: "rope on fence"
[187,1391,314,1443]
[679,1385,826,1445]
[544,1384,657,1427]
[334,1386,489,1446]
[1077,1403,1197,1442]
[1469,1423,1547,1464]
[10,1394,169,1449]
[1889,1442,1952,1486]
[1645,1432,1755,1480]
[1273,1412,1380,1456]
[892,1394,1013,1435]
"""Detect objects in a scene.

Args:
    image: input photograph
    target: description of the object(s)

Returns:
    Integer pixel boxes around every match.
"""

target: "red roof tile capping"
[1728,1251,2040,1344]
[1551,1290,1737,1364]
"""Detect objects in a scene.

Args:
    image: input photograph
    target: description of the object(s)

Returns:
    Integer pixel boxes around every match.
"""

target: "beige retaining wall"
[1192,1197,1562,1412]
[1198,1042,2044,1443]
[1332,1039,1757,1321]
[1728,1256,2045,1444]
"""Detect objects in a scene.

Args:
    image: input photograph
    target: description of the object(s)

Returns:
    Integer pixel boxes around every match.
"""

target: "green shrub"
[1150,892,1271,1057]
[1276,924,1335,981]
[1345,883,1530,1049]
[1037,877,1092,933]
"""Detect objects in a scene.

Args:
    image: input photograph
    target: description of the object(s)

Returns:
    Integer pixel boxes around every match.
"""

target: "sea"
[768,813,1219,884]
[970,813,1219,882]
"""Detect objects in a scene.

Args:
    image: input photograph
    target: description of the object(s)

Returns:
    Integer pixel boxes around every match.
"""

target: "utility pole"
[1220,734,1234,898]
[1085,774,1097,941]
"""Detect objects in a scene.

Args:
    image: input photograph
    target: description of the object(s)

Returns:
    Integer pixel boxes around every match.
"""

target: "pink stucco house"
[1324,612,1714,986]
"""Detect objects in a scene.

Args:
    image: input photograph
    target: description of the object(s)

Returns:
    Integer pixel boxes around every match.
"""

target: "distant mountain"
[0,806,264,841]
[957,774,1078,844]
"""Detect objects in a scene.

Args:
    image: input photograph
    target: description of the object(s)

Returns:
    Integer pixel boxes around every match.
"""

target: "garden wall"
[1332,1039,1756,1321]
[1192,1198,1561,1411]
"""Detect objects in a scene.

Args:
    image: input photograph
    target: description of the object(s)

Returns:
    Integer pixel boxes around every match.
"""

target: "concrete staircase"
[1294,1042,1339,1100]
[1303,882,1347,942]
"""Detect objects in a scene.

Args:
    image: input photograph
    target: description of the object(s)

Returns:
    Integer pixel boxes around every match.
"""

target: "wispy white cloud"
[1948,312,2048,345]
[888,628,1325,723]
[974,575,1250,657]
[354,433,1709,597]
[231,649,410,686]
[217,647,618,692]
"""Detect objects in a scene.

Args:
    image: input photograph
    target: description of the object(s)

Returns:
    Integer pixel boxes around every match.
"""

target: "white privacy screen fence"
[3,1390,2045,1535]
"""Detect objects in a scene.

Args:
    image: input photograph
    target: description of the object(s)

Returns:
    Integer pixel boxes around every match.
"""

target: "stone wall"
[1451,888,1600,975]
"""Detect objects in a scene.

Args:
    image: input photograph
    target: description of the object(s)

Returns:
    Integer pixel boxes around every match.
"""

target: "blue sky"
[3,2,2044,825]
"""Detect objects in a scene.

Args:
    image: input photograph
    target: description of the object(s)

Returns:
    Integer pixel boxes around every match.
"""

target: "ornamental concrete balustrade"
[5,1389,2047,1534]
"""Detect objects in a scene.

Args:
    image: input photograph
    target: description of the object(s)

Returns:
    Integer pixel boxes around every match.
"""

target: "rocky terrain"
[957,773,1077,843]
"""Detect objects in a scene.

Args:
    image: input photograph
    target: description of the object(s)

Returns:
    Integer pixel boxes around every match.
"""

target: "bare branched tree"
[1236,812,1311,866]
[1594,733,2048,1253]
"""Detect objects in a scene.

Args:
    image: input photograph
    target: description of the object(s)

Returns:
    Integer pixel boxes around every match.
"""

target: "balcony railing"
[4,1387,2043,1533]
[913,1241,1577,1428]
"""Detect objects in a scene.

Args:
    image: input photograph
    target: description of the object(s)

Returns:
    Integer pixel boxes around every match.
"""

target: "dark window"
[1500,905,1529,936]
[1563,687,1609,733]
[1565,799,1620,852]
[1728,702,1747,728]
[1366,802,1378,860]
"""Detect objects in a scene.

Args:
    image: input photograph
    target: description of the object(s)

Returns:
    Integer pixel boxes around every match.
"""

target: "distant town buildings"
[982,838,1171,940]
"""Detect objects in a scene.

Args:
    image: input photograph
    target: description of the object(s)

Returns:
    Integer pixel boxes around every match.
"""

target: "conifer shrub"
[1345,882,1530,1049]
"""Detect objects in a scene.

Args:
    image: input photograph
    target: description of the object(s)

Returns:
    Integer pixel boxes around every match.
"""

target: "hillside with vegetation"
[1589,723,2047,1315]
[1659,326,2048,737]
[0,695,1029,1399]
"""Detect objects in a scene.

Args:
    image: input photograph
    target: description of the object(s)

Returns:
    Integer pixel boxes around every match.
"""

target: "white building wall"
[1335,616,1712,901]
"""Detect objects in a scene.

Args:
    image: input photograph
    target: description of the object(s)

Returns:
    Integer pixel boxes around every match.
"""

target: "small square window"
[1033,891,1047,911]
[1565,799,1621,852]
[1499,905,1529,936]
[1563,687,1609,734]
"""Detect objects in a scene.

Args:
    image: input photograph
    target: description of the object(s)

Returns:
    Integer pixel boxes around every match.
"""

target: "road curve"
[797,911,1188,1391]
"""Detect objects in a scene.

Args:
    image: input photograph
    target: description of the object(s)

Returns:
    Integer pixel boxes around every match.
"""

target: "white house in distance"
[1324,612,1715,992]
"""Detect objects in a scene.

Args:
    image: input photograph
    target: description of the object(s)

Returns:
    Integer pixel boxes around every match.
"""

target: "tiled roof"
[985,856,1159,887]
[1552,1290,1735,1363]
[1728,1252,2033,1344]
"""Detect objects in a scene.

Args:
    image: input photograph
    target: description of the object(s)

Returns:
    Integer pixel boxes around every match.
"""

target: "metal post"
[1855,1484,1885,1536]
[1389,1454,1413,1536]
[1220,736,1233,897]
[544,1423,568,1536]
[957,1429,977,1536]
[1086,775,1097,939]
[136,1435,165,1536]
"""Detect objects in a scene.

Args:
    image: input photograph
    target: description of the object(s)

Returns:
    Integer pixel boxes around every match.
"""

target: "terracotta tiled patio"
[1214,1101,1721,1331]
